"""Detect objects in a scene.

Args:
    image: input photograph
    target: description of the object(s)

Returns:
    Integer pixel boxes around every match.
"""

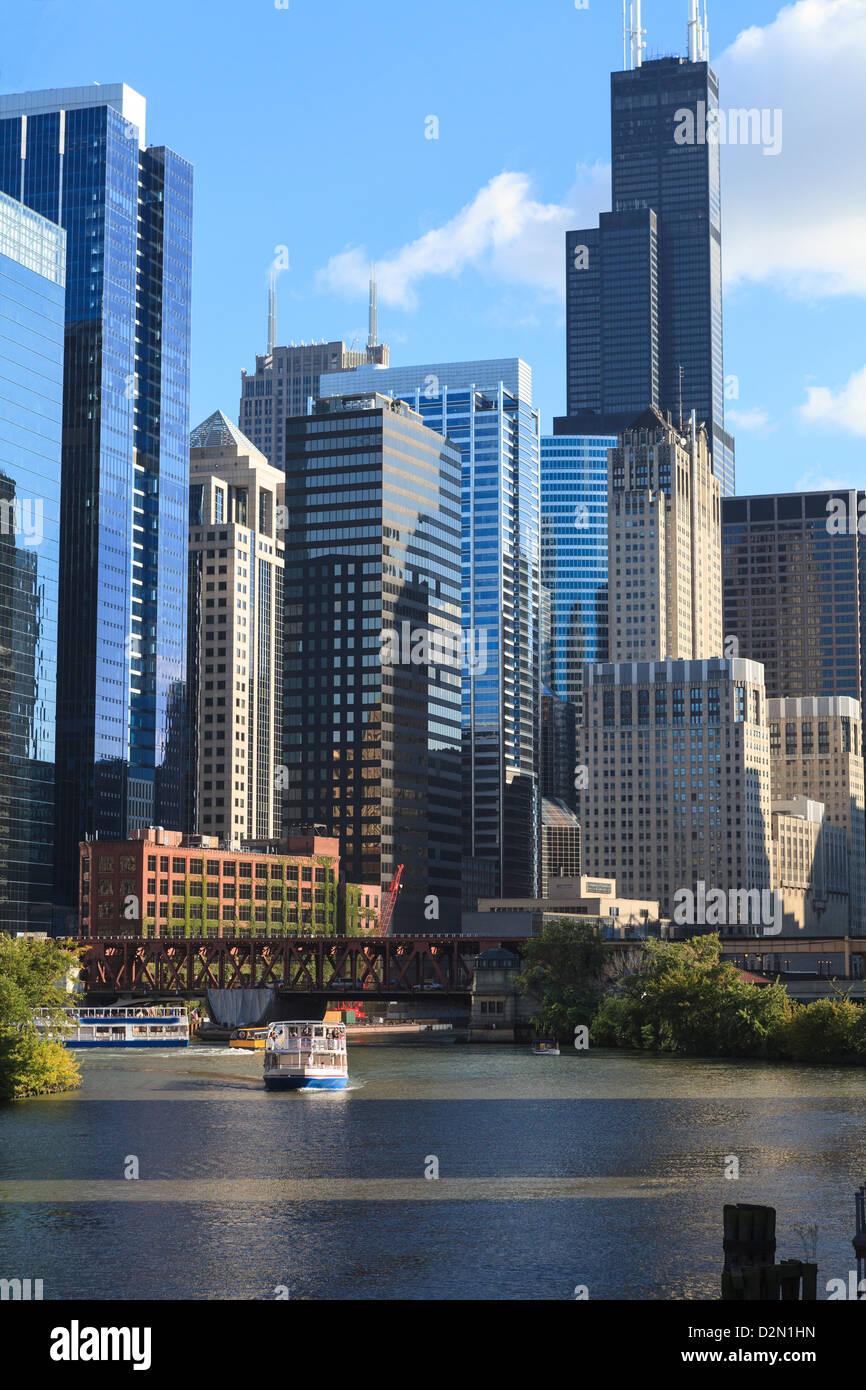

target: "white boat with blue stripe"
[263,1021,348,1091]
[34,1005,190,1048]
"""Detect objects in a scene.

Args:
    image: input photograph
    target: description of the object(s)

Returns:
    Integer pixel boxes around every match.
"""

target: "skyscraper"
[608,408,721,662]
[0,85,193,918]
[282,392,463,932]
[186,411,285,846]
[322,359,541,898]
[579,658,772,921]
[239,269,389,467]
[767,696,866,934]
[563,4,735,495]
[540,431,614,710]
[722,491,864,710]
[0,190,65,932]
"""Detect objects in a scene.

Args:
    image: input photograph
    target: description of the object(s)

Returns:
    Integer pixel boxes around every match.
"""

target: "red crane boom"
[378,864,404,936]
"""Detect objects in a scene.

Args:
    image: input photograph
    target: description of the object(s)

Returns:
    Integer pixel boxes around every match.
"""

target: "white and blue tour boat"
[263,1021,348,1090]
[34,1005,190,1048]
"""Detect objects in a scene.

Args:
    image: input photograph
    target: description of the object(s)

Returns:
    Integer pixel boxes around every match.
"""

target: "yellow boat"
[229,1026,270,1051]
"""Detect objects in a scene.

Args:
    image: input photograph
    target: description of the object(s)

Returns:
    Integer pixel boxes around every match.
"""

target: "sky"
[3,0,865,497]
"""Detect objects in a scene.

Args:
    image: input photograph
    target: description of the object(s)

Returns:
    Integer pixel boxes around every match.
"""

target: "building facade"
[78,828,341,938]
[322,359,541,899]
[540,432,614,711]
[0,85,193,920]
[282,392,463,932]
[186,411,285,846]
[579,658,773,922]
[540,797,581,899]
[722,490,864,710]
[767,696,866,934]
[0,190,65,932]
[240,337,389,469]
[608,410,722,662]
[565,45,734,496]
[771,797,848,937]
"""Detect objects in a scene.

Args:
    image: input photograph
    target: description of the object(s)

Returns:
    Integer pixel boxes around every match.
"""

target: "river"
[1,1042,864,1300]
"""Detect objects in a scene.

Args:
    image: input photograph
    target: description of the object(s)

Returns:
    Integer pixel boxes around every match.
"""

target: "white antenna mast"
[267,267,276,357]
[367,262,378,351]
[623,0,628,69]
[630,0,645,70]
[703,0,709,62]
[688,0,699,62]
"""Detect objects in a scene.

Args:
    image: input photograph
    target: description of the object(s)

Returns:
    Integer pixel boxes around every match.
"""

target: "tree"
[514,919,611,1042]
[590,935,793,1058]
[0,937,82,1101]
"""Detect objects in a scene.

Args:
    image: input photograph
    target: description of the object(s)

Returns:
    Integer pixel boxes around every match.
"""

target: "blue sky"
[5,0,865,496]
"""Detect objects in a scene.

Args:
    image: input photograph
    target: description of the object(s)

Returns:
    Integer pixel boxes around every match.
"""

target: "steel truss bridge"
[79,935,510,999]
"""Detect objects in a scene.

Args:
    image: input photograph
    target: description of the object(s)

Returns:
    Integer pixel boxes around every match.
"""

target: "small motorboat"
[531,1037,561,1056]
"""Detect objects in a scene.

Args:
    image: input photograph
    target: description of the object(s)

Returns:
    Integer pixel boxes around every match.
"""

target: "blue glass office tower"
[0,191,65,931]
[564,47,735,496]
[540,433,615,710]
[323,360,541,898]
[0,87,193,921]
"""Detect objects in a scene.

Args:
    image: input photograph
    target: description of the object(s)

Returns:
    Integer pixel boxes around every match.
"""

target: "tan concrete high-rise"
[578,658,773,922]
[767,697,866,934]
[608,408,721,662]
[187,411,285,847]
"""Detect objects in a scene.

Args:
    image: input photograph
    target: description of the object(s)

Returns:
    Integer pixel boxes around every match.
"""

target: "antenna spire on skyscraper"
[624,0,645,71]
[368,262,378,350]
[268,267,277,357]
[688,0,709,62]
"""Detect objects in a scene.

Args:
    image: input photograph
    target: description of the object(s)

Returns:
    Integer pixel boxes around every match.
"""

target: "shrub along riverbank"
[0,936,82,1100]
[515,922,866,1063]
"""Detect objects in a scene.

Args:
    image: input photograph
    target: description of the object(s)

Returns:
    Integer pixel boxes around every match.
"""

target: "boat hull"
[264,1073,347,1091]
[63,1038,190,1049]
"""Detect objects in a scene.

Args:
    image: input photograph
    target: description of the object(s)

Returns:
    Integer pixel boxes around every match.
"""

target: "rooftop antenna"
[688,0,699,62]
[267,268,277,357]
[703,0,709,62]
[367,262,378,351]
[678,365,684,431]
[626,0,645,70]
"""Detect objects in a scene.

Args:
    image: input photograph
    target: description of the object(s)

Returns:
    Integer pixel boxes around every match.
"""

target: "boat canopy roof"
[268,1020,346,1035]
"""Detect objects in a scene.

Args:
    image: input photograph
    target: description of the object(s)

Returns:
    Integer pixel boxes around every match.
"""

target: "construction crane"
[378,864,404,936]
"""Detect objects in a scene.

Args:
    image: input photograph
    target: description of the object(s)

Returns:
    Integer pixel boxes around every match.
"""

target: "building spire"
[688,0,709,62]
[367,262,378,350]
[624,0,645,70]
[267,268,277,357]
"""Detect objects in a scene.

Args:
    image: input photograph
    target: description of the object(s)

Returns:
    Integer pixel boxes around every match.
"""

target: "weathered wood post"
[722,1204,776,1300]
[853,1184,866,1299]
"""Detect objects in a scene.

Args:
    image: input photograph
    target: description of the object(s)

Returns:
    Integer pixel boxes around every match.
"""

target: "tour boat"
[229,1026,270,1051]
[263,1021,348,1090]
[531,1037,561,1056]
[33,1005,190,1048]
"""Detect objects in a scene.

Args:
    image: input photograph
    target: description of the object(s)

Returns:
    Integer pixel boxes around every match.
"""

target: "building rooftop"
[190,409,260,455]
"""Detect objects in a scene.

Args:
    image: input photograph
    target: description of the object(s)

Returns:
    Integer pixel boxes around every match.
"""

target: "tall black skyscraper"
[563,3,735,496]
[282,393,464,932]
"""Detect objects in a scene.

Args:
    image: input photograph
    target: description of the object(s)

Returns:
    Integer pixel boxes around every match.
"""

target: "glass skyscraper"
[282,393,463,931]
[540,433,615,710]
[564,51,735,496]
[0,190,65,931]
[722,491,865,708]
[0,86,193,920]
[323,360,541,899]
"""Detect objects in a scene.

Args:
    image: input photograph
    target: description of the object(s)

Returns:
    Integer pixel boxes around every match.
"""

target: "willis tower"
[559,1,735,496]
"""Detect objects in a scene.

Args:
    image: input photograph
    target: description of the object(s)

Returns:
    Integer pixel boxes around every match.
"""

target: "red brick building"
[79,828,347,938]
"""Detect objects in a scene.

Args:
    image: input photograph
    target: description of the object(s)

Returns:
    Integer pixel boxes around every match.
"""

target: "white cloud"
[795,468,862,490]
[798,364,866,434]
[316,166,609,311]
[317,1,866,311]
[726,407,775,434]
[718,0,866,297]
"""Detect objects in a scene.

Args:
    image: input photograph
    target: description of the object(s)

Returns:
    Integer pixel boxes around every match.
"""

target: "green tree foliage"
[514,919,611,1041]
[775,995,866,1062]
[0,936,82,1101]
[590,935,794,1058]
